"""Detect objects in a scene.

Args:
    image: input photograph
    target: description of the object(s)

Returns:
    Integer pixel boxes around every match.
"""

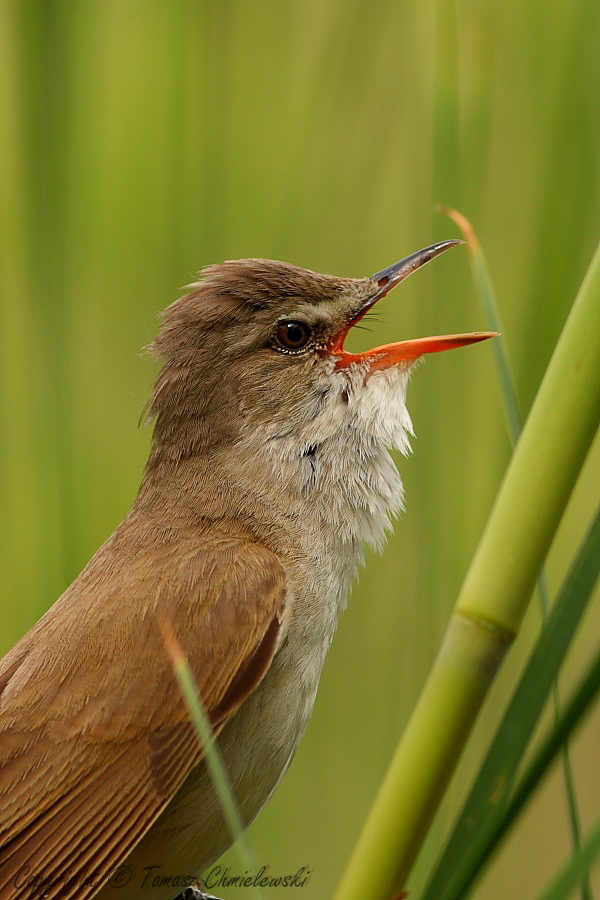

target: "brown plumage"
[0,246,494,900]
[0,514,284,899]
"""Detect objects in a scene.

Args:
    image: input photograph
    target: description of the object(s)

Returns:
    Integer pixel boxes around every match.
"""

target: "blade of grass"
[160,620,264,900]
[536,816,600,900]
[439,205,589,898]
[422,507,600,899]
[437,206,522,444]
[334,241,600,900]
[435,636,600,899]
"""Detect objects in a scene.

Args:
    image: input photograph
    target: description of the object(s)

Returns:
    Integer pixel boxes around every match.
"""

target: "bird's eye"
[274,320,312,351]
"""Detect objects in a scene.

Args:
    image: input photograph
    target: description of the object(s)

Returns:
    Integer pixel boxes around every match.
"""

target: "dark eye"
[274,320,311,351]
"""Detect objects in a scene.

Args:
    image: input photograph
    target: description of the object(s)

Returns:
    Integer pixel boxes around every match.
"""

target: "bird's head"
[146,242,495,471]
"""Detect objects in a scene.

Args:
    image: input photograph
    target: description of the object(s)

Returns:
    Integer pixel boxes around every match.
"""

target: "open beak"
[331,240,498,370]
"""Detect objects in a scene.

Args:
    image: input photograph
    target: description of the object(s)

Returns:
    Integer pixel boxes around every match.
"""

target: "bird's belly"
[97,619,328,900]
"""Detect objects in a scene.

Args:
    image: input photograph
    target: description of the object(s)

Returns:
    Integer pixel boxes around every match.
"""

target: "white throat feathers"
[248,362,414,556]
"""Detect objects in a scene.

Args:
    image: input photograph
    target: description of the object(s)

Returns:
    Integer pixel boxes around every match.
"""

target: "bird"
[0,241,495,900]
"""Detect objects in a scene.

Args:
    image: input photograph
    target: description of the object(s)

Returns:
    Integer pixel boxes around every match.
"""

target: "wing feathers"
[0,528,286,900]
[210,614,282,726]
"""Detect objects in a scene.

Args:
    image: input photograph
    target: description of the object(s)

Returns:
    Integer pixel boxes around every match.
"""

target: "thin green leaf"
[469,637,600,898]
[422,508,600,900]
[429,616,600,900]
[437,206,522,445]
[161,622,264,900]
[536,816,600,900]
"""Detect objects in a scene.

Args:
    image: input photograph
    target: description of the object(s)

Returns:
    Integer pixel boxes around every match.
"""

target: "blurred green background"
[1,2,599,897]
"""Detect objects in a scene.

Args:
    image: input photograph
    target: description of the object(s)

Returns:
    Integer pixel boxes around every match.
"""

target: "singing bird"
[0,242,495,900]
